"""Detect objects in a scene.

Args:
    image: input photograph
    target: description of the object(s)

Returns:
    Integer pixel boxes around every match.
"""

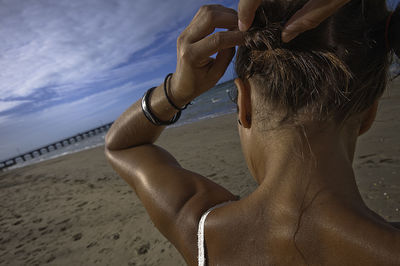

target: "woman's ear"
[359,100,379,136]
[234,78,252,128]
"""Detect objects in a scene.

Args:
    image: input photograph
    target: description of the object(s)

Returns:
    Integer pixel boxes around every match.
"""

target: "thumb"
[238,0,262,31]
[282,0,350,43]
[209,47,236,82]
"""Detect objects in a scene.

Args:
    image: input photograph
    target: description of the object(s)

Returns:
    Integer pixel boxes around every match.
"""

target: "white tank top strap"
[197,201,232,266]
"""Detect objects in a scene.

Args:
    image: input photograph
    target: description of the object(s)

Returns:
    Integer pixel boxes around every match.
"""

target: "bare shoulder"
[312,202,400,265]
[195,194,400,265]
[291,200,400,265]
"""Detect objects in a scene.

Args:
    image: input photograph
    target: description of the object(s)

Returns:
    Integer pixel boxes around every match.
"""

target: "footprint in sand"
[72,233,82,241]
[358,153,376,159]
[98,248,112,254]
[137,243,150,255]
[41,229,53,235]
[56,218,70,225]
[379,158,397,163]
[38,226,47,232]
[13,220,23,226]
[46,255,56,263]
[86,242,97,248]
[77,202,88,208]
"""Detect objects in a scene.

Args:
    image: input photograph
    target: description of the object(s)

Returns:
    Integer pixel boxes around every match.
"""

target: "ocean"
[4,80,237,171]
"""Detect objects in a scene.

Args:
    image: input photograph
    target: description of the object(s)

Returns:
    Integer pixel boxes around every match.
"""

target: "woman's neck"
[246,123,366,210]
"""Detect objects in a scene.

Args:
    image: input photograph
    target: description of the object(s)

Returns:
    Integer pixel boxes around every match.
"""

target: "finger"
[237,0,262,31]
[190,31,245,61]
[282,0,350,42]
[192,4,237,21]
[209,47,236,81]
[185,6,239,43]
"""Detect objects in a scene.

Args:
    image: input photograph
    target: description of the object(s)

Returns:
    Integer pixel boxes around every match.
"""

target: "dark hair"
[235,0,400,129]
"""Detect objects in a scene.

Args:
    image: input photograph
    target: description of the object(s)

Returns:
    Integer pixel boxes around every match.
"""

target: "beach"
[1,80,400,266]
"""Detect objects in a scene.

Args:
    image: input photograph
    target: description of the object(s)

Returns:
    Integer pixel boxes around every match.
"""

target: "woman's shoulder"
[202,196,400,265]
[295,198,400,265]
[201,198,307,265]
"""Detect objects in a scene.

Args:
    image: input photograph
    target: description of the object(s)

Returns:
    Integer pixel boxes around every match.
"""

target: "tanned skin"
[105,4,400,266]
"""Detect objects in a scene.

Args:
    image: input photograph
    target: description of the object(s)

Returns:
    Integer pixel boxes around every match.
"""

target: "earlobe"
[235,78,252,129]
[359,101,379,136]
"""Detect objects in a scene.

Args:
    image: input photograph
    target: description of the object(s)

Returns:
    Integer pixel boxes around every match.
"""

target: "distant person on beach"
[105,0,400,265]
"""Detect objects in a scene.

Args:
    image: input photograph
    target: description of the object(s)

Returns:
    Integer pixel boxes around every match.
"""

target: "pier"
[0,122,113,171]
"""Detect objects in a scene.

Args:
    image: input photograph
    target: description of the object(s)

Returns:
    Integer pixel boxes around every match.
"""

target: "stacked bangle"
[141,87,181,126]
[164,73,190,111]
[141,73,192,126]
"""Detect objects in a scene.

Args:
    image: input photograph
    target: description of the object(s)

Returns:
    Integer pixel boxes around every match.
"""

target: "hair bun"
[244,23,283,51]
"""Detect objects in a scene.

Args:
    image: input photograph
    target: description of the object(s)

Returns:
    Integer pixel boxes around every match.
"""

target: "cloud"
[0,78,162,160]
[0,115,12,125]
[0,0,236,160]
[0,100,29,113]
[0,0,206,100]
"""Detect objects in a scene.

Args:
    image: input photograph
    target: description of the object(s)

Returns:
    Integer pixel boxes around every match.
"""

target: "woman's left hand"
[169,5,245,107]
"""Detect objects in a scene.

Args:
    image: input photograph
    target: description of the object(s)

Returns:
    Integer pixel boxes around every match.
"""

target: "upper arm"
[105,144,236,262]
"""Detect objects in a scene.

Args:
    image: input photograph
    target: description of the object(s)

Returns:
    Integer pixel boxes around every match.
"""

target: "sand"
[1,80,400,266]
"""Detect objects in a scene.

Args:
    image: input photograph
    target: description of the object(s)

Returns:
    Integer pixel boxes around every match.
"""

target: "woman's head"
[235,0,400,131]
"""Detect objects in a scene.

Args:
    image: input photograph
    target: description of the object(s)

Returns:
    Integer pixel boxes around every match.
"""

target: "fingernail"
[283,23,296,31]
[238,20,247,31]
[282,31,296,43]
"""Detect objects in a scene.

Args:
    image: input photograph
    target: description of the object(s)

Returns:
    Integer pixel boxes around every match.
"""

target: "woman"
[105,0,400,265]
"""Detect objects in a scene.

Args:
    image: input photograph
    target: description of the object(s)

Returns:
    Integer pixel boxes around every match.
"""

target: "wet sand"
[0,80,399,265]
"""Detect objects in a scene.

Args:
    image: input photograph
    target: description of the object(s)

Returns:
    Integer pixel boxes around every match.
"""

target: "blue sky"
[0,0,399,161]
[0,0,238,161]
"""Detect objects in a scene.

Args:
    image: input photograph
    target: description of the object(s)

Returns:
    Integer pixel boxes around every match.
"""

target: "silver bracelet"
[141,87,181,126]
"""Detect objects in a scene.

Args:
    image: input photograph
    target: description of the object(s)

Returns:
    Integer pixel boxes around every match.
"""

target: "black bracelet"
[164,73,190,111]
[141,87,181,126]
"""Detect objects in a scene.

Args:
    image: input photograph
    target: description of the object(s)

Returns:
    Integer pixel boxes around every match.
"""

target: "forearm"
[105,82,186,151]
[106,6,243,151]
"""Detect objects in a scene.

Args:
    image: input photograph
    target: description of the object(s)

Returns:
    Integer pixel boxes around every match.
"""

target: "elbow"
[104,132,113,160]
[104,130,113,150]
[104,145,113,162]
[104,146,118,173]
[104,126,119,151]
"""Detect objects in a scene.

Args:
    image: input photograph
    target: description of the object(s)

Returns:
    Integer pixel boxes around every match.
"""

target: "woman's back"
[203,193,400,265]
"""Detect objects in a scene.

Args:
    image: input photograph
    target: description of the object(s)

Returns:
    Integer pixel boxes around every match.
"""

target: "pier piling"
[0,122,113,171]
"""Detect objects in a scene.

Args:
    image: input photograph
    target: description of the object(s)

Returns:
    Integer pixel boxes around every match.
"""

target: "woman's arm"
[106,4,244,151]
[105,5,244,263]
[104,83,182,151]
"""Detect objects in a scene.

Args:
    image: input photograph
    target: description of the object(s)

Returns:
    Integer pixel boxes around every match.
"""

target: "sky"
[0,0,239,161]
[0,0,399,161]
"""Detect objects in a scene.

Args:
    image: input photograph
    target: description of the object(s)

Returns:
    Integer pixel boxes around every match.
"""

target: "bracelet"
[164,73,191,111]
[141,87,181,126]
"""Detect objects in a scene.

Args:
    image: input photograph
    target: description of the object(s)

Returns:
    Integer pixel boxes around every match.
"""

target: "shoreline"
[1,109,237,173]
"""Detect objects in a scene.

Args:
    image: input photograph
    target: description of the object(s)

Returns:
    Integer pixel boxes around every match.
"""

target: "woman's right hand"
[281,0,350,42]
[169,5,245,107]
[237,0,350,42]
